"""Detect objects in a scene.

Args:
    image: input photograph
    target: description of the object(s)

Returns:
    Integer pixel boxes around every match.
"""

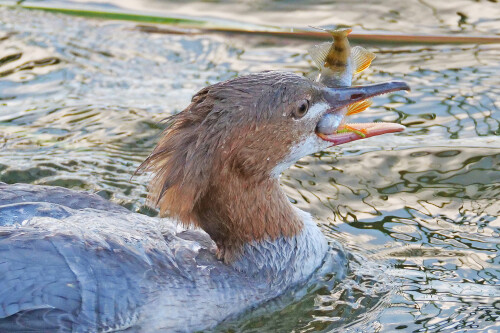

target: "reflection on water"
[20,0,500,35]
[0,3,499,333]
[276,147,499,332]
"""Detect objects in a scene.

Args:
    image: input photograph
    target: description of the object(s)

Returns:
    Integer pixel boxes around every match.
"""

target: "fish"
[308,27,376,87]
[309,27,376,135]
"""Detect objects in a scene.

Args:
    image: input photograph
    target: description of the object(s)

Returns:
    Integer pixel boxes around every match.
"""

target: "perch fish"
[309,27,376,135]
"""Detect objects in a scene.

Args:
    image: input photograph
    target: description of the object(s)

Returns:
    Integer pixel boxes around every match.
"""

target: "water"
[0,1,499,332]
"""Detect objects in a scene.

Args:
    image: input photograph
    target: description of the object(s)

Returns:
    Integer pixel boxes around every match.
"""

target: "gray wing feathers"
[0,229,80,331]
[0,308,72,332]
[0,202,73,226]
[0,225,149,332]
[0,183,129,215]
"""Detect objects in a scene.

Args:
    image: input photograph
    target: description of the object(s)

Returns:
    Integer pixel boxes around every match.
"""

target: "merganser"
[0,71,409,332]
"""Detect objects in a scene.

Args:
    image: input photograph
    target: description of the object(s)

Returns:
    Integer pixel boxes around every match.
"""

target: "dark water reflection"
[0,4,499,333]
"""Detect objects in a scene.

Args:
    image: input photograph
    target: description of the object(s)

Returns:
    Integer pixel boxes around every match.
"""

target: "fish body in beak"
[308,27,381,136]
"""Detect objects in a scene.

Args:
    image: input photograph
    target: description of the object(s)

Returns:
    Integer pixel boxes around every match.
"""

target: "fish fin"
[338,124,367,137]
[346,99,373,116]
[351,46,376,74]
[308,42,332,69]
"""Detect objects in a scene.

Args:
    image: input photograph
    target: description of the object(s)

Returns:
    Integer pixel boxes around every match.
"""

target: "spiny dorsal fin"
[307,42,331,69]
[346,99,373,116]
[351,46,376,74]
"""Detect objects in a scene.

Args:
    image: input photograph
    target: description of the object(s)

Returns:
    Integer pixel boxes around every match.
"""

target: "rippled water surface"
[0,1,499,332]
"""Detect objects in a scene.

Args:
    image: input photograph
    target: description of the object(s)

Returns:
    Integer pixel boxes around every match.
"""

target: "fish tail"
[328,27,353,39]
[309,26,352,38]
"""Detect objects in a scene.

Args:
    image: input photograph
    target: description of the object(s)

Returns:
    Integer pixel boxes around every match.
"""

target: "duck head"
[139,71,409,261]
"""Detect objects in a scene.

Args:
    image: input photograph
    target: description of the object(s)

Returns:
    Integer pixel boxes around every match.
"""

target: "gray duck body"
[0,183,346,332]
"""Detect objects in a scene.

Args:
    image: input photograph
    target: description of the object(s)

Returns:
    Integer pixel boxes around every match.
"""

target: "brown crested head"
[138,71,409,261]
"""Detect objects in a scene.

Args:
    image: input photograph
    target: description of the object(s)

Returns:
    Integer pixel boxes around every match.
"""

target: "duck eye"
[293,100,309,119]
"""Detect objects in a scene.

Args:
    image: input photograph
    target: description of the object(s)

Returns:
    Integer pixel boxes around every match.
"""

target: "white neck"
[230,207,328,288]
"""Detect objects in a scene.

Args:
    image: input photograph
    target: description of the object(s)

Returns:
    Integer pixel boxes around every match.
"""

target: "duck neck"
[231,207,329,287]
[193,176,305,263]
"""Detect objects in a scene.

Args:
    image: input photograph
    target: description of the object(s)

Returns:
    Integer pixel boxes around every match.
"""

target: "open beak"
[317,81,410,145]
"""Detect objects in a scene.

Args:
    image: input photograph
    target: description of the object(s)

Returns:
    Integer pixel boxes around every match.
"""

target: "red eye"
[293,100,309,119]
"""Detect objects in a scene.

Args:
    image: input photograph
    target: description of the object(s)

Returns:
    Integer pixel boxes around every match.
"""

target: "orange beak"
[318,122,405,145]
